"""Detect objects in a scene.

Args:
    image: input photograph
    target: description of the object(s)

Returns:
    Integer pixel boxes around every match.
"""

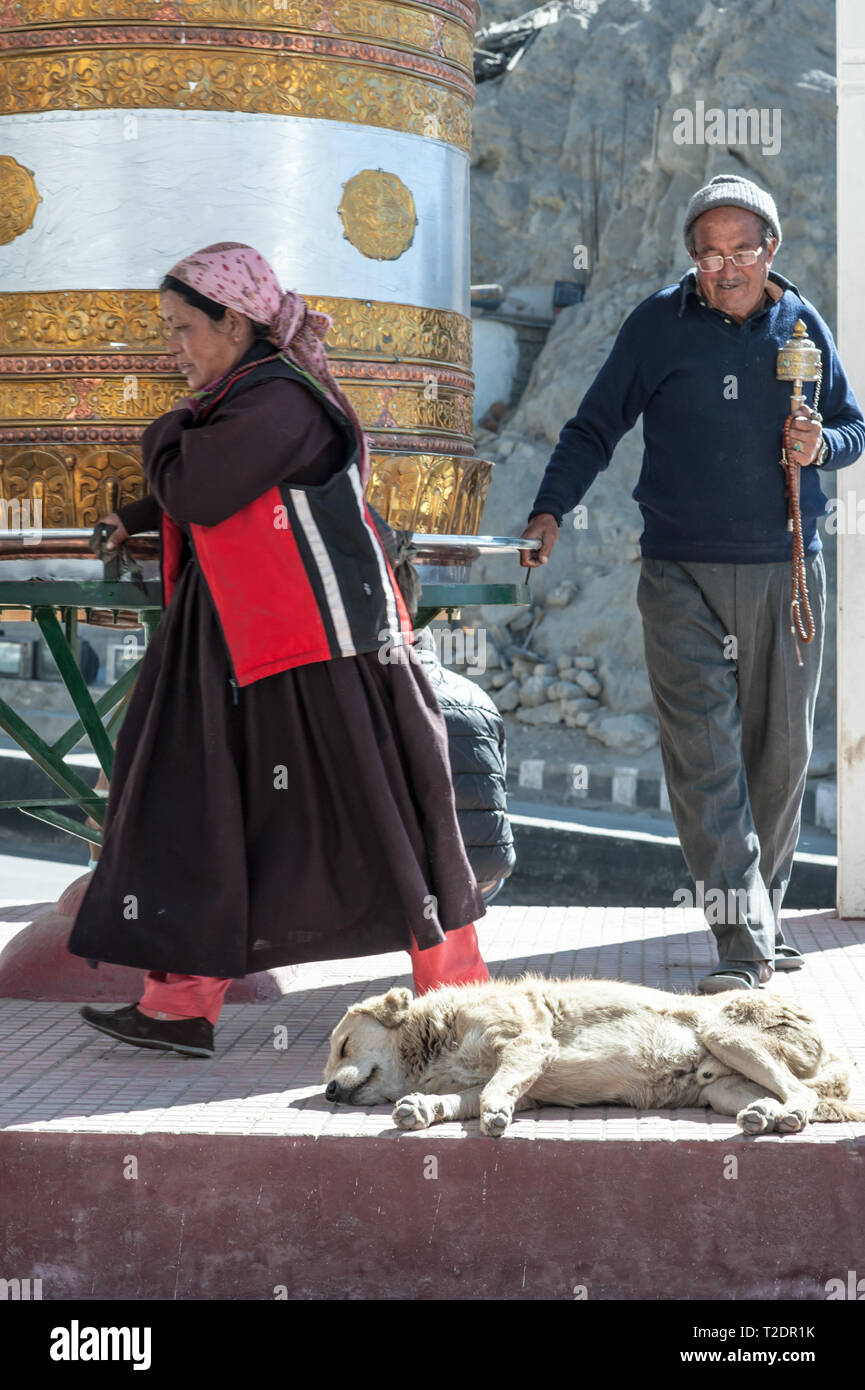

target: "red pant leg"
[409,922,489,996]
[139,972,233,1026]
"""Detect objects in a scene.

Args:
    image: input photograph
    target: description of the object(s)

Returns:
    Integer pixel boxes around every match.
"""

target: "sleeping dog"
[324,975,864,1137]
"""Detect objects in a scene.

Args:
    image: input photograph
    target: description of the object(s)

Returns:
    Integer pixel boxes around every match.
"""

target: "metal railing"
[0,529,540,563]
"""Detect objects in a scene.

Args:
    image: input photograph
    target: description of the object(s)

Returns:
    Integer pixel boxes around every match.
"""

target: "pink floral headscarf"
[165,242,370,486]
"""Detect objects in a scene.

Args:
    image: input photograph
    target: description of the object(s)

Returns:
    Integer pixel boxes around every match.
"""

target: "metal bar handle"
[0,529,542,558]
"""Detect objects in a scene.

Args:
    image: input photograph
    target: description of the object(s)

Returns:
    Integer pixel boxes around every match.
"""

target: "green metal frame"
[0,577,529,846]
[0,582,163,847]
[415,582,531,629]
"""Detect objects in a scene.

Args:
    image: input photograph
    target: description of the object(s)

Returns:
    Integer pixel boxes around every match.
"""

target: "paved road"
[0,849,87,909]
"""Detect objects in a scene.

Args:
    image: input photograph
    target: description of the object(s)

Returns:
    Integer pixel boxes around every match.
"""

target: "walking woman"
[69,242,488,1056]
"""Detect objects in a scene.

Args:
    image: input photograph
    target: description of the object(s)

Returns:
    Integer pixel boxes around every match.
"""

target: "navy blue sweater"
[530,271,865,561]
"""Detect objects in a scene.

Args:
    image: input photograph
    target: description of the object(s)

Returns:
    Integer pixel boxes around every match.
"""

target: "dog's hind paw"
[393,1094,436,1130]
[480,1106,512,1138]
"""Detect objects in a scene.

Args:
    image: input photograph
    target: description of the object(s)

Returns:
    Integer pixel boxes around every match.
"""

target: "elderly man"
[520,173,865,992]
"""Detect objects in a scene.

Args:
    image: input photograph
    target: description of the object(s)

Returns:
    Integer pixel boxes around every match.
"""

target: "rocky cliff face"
[468,0,839,769]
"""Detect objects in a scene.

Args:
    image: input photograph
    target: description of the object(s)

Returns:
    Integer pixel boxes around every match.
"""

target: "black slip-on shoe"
[79,1004,214,1058]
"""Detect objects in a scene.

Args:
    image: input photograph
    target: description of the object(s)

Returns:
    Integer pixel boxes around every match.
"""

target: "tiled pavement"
[1,904,864,1143]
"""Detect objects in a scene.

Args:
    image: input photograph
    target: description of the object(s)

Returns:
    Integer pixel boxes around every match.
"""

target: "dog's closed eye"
[339,1038,348,1059]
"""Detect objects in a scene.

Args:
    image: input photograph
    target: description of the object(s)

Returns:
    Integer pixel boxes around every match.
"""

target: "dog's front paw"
[775,1106,809,1134]
[737,1099,779,1134]
[393,1093,436,1131]
[480,1105,512,1138]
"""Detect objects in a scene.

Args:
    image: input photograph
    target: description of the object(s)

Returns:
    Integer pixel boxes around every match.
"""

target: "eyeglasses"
[693,247,764,273]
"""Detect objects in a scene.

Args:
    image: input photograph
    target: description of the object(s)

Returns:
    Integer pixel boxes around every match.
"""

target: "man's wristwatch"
[810,410,828,467]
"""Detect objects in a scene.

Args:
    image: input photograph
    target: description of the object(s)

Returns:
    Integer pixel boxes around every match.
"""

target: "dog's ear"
[351,987,412,1029]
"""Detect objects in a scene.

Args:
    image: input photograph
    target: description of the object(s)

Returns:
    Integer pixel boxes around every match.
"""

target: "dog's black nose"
[325,1081,340,1102]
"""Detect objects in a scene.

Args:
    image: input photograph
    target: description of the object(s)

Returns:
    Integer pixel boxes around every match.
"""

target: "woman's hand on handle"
[519,513,559,568]
[98,513,129,549]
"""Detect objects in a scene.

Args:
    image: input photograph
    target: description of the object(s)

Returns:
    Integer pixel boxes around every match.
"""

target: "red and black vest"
[158,352,414,688]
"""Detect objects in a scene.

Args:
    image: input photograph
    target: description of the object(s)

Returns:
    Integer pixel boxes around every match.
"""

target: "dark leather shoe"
[79,1004,214,1057]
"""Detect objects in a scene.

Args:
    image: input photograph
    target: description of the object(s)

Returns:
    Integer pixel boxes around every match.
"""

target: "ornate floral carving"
[0,444,146,530]
[0,293,169,355]
[0,43,472,150]
[0,292,473,368]
[0,443,491,534]
[341,380,473,436]
[0,377,184,423]
[6,1,475,74]
[367,451,491,533]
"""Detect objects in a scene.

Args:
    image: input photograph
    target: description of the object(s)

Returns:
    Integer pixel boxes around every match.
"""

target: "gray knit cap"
[683,174,781,251]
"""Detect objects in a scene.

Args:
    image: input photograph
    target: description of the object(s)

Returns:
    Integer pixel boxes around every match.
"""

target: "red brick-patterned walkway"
[2,904,864,1300]
[1,905,863,1143]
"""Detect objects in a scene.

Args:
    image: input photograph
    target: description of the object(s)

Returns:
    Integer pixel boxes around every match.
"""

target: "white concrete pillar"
[612,767,638,809]
[836,2,865,914]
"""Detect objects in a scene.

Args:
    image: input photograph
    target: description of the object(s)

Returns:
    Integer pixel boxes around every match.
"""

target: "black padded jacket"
[413,627,516,894]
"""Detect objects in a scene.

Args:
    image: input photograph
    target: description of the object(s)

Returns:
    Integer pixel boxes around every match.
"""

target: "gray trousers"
[636,555,826,962]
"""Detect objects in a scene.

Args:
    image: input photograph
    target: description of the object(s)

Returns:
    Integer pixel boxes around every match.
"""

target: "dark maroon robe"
[68,343,485,977]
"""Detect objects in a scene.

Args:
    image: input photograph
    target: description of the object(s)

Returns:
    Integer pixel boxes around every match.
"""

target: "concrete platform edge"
[2,1128,864,1300]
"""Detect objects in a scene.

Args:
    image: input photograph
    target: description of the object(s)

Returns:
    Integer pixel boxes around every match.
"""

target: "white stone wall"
[472,316,520,422]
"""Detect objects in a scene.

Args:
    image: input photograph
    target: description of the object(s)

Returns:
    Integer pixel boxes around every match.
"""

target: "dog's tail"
[806,1053,852,1100]
[811,1098,865,1123]
[805,1051,865,1119]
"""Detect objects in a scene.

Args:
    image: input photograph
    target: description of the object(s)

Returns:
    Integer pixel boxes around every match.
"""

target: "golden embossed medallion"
[338,170,417,260]
[0,158,41,246]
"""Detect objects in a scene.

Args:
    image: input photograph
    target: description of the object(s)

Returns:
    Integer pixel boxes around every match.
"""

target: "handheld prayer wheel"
[776,319,823,651]
[776,319,823,411]
[0,0,490,555]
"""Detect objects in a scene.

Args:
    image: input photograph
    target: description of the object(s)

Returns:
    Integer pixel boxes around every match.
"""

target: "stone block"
[494,679,521,712]
[520,675,555,706]
[516,704,563,725]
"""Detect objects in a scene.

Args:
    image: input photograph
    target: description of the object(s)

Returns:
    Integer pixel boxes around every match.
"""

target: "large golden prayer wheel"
[0,0,490,535]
